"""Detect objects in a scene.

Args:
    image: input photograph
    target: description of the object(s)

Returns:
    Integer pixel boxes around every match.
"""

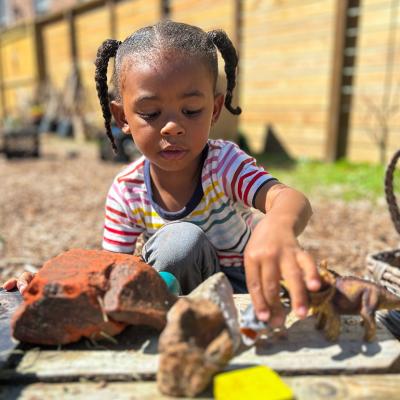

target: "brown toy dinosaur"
[309,261,400,342]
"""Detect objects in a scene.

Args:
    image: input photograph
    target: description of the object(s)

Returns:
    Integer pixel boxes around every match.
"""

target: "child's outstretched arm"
[244,182,321,327]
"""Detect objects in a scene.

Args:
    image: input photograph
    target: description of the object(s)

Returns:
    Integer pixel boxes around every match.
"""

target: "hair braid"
[208,30,241,115]
[94,39,121,152]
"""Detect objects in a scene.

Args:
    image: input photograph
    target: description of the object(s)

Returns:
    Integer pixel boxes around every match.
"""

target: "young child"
[4,20,320,328]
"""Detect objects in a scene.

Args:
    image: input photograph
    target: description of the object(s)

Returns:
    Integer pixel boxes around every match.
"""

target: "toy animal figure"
[310,261,400,342]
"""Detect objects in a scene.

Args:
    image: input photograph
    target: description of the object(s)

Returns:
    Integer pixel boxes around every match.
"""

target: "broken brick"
[104,261,177,330]
[12,248,175,345]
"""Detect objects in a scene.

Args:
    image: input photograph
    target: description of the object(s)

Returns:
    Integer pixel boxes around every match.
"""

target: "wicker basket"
[367,149,400,297]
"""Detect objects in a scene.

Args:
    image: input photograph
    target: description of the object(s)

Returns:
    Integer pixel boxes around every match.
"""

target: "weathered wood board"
[0,289,22,369]
[233,295,400,374]
[1,374,400,400]
[1,294,399,382]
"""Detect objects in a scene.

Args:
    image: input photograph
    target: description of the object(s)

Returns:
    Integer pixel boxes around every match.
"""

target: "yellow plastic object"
[214,366,294,400]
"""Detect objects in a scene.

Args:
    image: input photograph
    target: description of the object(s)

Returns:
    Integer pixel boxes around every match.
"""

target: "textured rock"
[188,272,241,352]
[12,249,175,345]
[157,297,234,397]
[104,262,177,330]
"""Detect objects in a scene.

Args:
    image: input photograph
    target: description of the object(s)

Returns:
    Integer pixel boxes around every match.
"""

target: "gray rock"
[188,272,241,352]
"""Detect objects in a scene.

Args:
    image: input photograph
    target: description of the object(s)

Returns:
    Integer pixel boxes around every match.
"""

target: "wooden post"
[107,0,116,39]
[326,0,360,161]
[32,21,46,85]
[0,33,5,120]
[66,10,85,143]
[233,0,242,143]
[161,0,170,19]
[67,11,78,69]
[234,0,242,54]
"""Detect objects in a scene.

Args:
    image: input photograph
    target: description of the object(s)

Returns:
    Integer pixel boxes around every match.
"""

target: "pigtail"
[208,30,241,115]
[94,39,121,152]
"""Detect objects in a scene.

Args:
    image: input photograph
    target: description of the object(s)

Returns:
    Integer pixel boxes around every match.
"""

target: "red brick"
[12,249,176,345]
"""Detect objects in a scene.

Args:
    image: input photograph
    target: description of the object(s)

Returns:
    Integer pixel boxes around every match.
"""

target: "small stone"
[157,297,234,397]
[189,272,241,352]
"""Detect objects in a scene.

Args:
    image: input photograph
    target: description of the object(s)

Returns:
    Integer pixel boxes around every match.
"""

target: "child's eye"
[183,109,202,117]
[137,111,160,120]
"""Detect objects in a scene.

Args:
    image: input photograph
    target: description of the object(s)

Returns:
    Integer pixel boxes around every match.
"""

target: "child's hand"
[2,272,35,294]
[244,215,320,328]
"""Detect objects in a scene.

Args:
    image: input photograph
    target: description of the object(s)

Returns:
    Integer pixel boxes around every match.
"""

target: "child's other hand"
[244,216,320,328]
[2,272,35,294]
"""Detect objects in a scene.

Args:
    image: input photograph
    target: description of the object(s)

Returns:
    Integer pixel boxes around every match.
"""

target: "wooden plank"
[1,374,400,400]
[240,1,334,161]
[0,289,22,369]
[0,34,5,118]
[171,0,235,36]
[0,33,35,82]
[234,314,400,374]
[0,325,160,382]
[243,0,334,23]
[115,0,160,40]
[42,20,71,90]
[287,374,400,399]
[2,295,400,382]
[232,295,400,374]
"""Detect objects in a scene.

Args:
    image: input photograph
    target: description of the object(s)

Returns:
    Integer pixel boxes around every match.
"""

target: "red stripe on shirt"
[243,171,266,206]
[117,160,144,182]
[103,237,135,247]
[230,158,254,201]
[104,224,140,237]
[121,178,144,185]
[105,214,123,225]
[106,205,128,218]
[237,170,257,200]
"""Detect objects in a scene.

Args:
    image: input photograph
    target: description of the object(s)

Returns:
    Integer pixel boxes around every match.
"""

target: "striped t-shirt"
[102,139,277,267]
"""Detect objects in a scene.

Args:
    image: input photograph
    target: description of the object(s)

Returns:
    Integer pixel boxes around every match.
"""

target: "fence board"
[0,0,398,162]
[75,7,111,120]
[116,0,160,41]
[240,0,335,157]
[42,20,72,91]
[0,25,36,117]
[347,0,400,161]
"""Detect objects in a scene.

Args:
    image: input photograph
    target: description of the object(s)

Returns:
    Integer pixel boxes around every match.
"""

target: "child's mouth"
[159,148,187,160]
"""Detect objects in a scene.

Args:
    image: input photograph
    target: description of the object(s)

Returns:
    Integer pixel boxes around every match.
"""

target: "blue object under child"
[159,271,181,295]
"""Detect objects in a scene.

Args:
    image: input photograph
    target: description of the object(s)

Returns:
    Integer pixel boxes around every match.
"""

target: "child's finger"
[2,278,18,291]
[245,261,270,322]
[261,260,285,327]
[280,254,308,318]
[17,272,34,293]
[296,250,320,291]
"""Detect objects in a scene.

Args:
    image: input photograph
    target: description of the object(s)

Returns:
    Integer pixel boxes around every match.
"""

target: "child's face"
[111,51,224,174]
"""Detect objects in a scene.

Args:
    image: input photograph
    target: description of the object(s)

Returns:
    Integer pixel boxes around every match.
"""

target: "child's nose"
[160,121,185,136]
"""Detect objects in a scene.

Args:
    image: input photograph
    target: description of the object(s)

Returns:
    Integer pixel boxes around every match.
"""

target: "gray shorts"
[141,221,247,295]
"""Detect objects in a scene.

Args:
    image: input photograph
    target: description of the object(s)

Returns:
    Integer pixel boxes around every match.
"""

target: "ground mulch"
[0,136,398,282]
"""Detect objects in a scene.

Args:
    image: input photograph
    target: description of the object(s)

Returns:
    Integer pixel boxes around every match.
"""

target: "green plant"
[255,155,393,202]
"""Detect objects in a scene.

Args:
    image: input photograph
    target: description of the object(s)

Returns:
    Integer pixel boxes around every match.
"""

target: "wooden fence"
[0,0,399,163]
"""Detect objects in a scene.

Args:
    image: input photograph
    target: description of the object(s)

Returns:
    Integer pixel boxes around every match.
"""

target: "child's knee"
[142,222,220,293]
[144,221,209,262]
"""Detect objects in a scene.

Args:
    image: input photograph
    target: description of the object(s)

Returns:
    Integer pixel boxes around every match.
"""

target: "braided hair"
[94,20,241,151]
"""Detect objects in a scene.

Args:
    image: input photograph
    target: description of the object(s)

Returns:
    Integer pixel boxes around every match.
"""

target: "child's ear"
[110,101,131,134]
[211,93,224,125]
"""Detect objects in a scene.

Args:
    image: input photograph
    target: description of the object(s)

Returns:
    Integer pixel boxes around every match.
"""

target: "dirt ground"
[0,135,398,283]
